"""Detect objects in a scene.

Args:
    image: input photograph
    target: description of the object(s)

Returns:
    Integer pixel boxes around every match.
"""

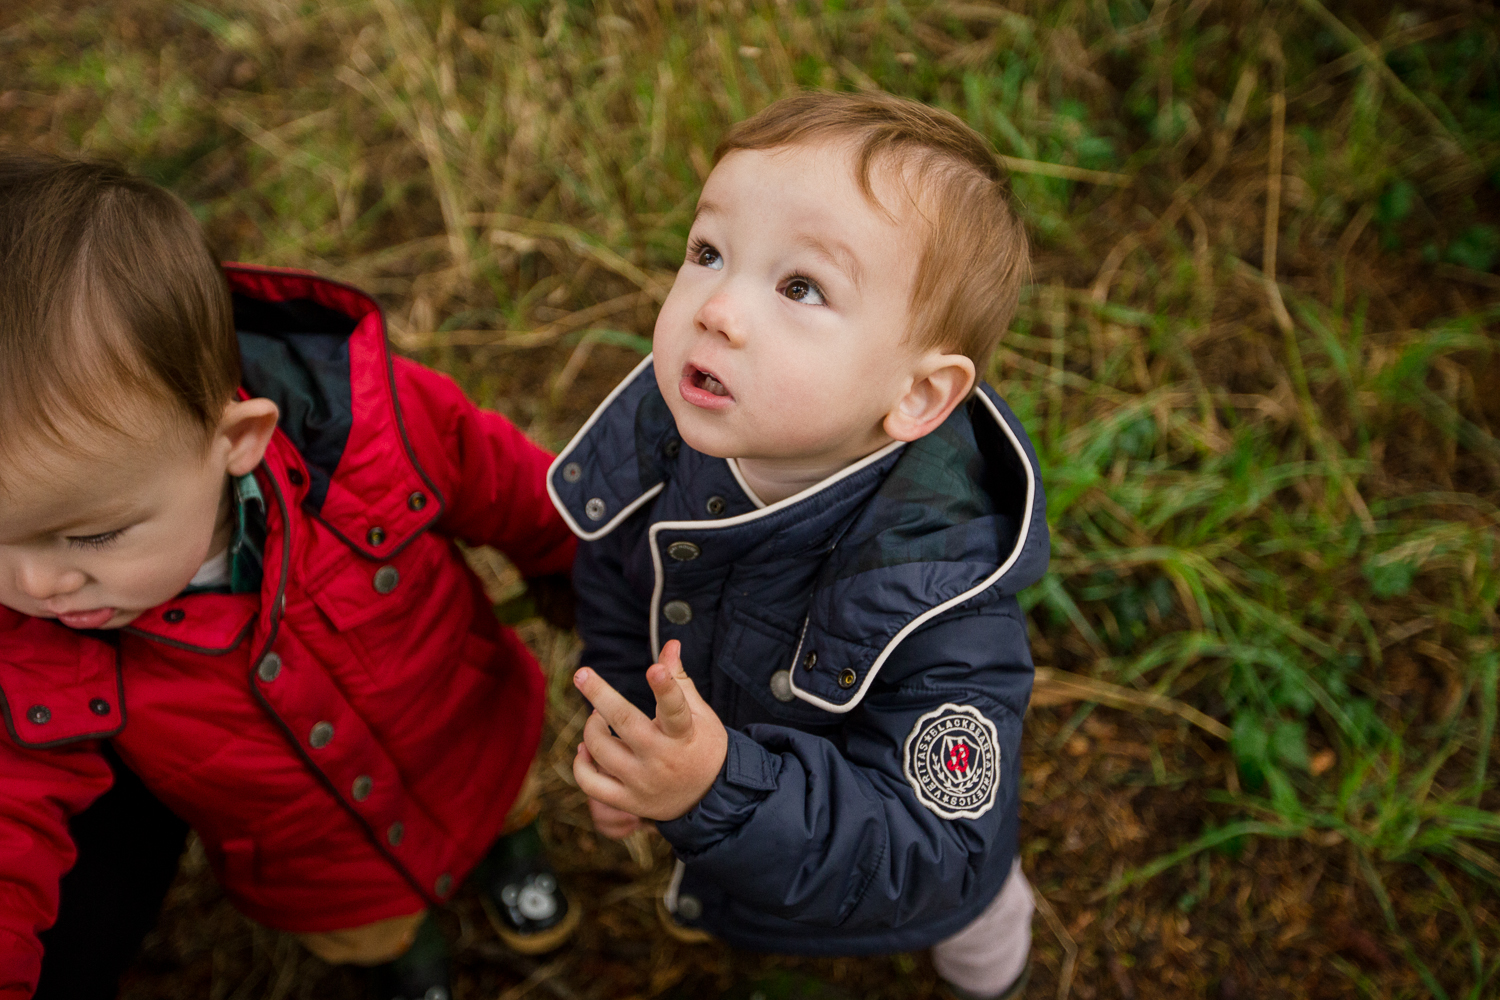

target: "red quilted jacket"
[0,266,576,996]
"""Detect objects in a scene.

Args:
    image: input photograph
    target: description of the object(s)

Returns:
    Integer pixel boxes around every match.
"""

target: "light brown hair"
[0,154,239,462]
[715,91,1029,371]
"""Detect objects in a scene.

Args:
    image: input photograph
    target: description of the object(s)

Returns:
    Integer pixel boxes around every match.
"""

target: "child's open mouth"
[679,364,734,409]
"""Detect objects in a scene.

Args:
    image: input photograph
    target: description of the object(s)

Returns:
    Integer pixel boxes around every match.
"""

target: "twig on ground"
[1031,887,1077,1000]
[1032,668,1232,741]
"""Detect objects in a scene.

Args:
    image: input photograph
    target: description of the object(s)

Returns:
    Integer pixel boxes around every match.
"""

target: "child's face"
[653,142,928,473]
[0,410,236,630]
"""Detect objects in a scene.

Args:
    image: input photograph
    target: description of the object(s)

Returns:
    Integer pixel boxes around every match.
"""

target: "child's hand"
[586,796,644,840]
[572,640,728,822]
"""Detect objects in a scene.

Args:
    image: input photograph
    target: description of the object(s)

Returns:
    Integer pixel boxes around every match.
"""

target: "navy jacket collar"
[549,356,1049,711]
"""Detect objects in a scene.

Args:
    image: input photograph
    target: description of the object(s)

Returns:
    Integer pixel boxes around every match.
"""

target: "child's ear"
[218,398,281,477]
[882,353,976,444]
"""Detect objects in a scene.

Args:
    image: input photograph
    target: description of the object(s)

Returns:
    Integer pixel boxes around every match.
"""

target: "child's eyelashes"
[687,238,723,271]
[66,529,125,550]
[780,276,826,306]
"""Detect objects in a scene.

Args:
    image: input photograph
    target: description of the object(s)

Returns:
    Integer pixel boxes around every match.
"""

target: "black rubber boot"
[365,915,451,1000]
[473,821,579,954]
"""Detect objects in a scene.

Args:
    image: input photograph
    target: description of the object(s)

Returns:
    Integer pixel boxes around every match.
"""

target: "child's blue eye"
[67,529,124,550]
[782,277,826,306]
[687,239,723,271]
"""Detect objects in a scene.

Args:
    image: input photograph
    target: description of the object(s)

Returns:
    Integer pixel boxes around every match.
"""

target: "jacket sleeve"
[572,527,656,711]
[656,603,1032,932]
[0,738,113,998]
[391,356,576,580]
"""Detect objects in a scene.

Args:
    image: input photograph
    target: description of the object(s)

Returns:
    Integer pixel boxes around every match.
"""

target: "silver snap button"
[662,600,692,625]
[387,821,405,846]
[705,496,726,515]
[257,652,282,682]
[26,705,50,725]
[435,873,453,896]
[373,566,399,594]
[677,894,703,920]
[352,775,373,801]
[664,439,681,458]
[802,651,817,671]
[518,882,558,920]
[89,698,111,716]
[667,541,701,561]
[309,721,335,749]
[585,497,607,521]
[838,668,858,689]
[562,462,582,482]
[769,669,794,702]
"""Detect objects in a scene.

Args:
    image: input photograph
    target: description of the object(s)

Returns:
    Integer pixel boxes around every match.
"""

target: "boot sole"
[482,894,581,955]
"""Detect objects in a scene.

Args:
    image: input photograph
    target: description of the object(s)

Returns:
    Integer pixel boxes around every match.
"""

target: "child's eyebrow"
[791,233,863,288]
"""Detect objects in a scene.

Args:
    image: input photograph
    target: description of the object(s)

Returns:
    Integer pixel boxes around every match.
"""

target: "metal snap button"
[163,608,185,623]
[287,468,305,486]
[667,541,701,561]
[585,497,607,521]
[562,462,582,483]
[352,775,373,801]
[26,705,50,725]
[664,439,681,458]
[367,525,387,546]
[435,873,453,897]
[769,669,794,702]
[407,491,427,511]
[257,652,282,682]
[802,651,817,671]
[89,698,111,716]
[387,821,405,846]
[373,566,400,594]
[309,721,335,749]
[662,600,692,625]
[676,894,703,920]
[705,496,726,515]
[837,668,858,689]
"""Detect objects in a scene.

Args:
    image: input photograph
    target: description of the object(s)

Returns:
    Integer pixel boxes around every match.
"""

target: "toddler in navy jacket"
[550,91,1048,1000]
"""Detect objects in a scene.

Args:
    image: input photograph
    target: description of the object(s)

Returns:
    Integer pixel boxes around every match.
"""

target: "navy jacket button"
[838,668,858,689]
[663,600,692,625]
[705,496,726,515]
[667,541,701,561]
[676,894,702,920]
[769,670,794,702]
[585,497,607,521]
[373,566,400,594]
[561,462,582,483]
[802,651,817,670]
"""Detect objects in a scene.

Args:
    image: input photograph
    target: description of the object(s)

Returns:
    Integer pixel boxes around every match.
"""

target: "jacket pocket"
[717,607,840,728]
[306,529,448,633]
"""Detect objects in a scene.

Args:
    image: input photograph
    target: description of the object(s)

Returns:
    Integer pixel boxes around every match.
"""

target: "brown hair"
[715,91,1029,370]
[0,154,239,460]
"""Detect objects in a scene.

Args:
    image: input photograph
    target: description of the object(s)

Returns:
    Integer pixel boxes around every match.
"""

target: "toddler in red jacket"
[0,155,578,999]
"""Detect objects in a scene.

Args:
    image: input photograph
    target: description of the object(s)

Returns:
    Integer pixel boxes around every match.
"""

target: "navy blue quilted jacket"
[548,358,1049,955]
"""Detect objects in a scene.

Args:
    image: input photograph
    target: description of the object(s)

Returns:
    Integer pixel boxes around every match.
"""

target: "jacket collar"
[549,357,1050,712]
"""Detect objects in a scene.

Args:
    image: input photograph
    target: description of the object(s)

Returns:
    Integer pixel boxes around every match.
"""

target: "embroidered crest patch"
[903,703,1001,820]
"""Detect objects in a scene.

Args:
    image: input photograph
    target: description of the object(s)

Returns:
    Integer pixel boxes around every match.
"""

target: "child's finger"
[573,741,634,810]
[574,667,652,747]
[581,709,637,778]
[648,650,694,740]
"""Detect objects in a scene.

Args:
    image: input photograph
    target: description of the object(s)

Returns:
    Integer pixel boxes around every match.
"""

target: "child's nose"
[694,289,746,346]
[16,559,86,602]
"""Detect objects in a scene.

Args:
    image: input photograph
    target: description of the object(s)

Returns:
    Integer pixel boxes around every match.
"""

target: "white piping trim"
[663,859,687,913]
[786,390,1038,714]
[646,439,905,658]
[724,458,767,508]
[546,353,662,541]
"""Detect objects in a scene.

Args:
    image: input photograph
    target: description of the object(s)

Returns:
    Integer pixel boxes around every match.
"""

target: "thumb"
[648,641,694,739]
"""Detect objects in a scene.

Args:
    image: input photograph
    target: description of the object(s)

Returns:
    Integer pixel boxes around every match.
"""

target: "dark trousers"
[34,744,189,1000]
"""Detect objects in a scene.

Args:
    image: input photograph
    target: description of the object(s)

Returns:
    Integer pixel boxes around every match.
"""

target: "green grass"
[4,0,1499,994]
